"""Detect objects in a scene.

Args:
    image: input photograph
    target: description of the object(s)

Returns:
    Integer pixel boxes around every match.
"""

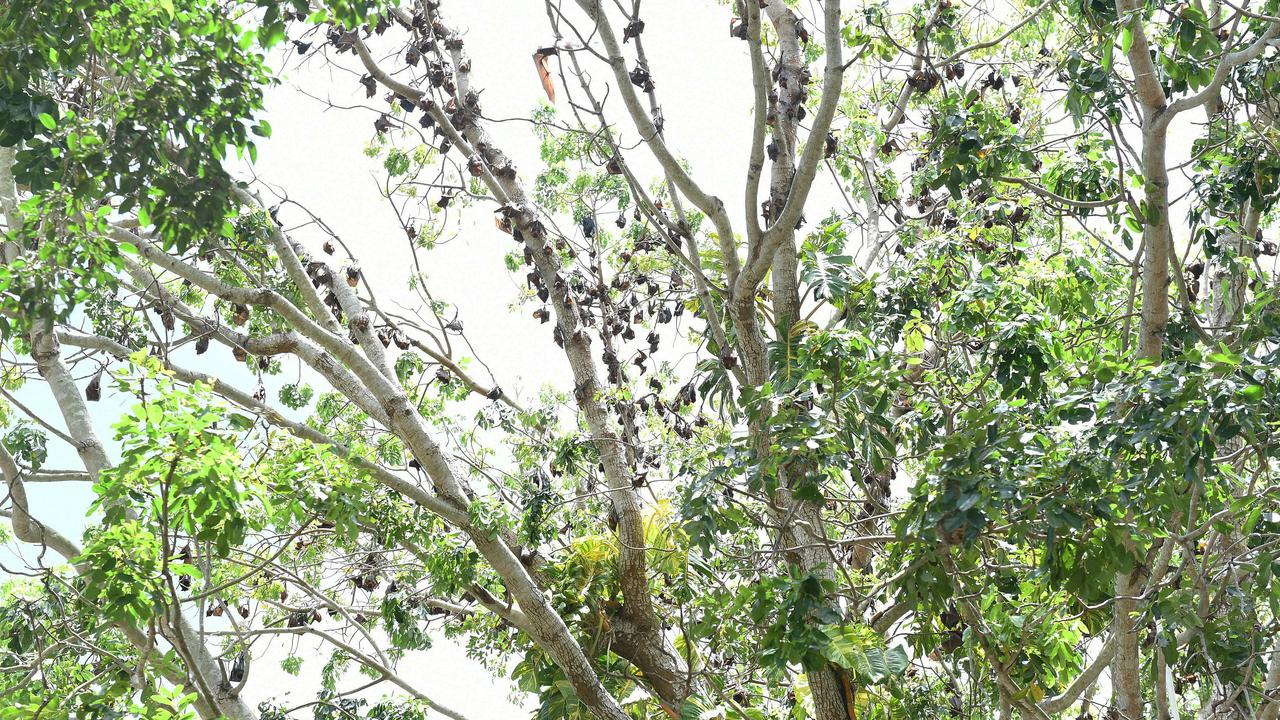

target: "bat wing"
[533,52,556,103]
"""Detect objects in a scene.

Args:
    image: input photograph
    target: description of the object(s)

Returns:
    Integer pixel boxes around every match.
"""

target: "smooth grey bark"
[1114,4,1280,714]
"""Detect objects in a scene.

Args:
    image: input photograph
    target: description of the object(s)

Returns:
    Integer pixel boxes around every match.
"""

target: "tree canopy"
[2,0,1280,718]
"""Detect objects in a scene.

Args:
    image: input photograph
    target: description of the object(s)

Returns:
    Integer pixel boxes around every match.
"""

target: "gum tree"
[3,0,1280,719]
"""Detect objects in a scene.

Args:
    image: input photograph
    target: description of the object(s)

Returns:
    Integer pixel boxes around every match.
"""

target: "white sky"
[252,0,762,394]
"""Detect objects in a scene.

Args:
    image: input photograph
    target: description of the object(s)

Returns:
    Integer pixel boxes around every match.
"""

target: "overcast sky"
[251,0,763,393]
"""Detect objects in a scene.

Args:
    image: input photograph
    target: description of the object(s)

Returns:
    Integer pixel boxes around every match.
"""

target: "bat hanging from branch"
[533,46,558,103]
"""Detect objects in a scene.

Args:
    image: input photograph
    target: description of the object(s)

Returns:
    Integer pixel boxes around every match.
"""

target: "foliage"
[3,0,1280,719]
